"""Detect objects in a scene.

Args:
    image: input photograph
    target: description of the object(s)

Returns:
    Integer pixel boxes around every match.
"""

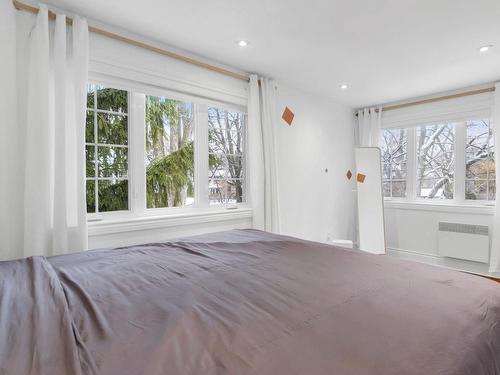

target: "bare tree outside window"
[380,129,408,198]
[208,108,246,205]
[145,96,194,208]
[465,119,495,200]
[379,119,495,202]
[416,124,455,199]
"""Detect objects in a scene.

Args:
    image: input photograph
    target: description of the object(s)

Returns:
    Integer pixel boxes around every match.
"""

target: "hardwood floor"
[482,275,500,283]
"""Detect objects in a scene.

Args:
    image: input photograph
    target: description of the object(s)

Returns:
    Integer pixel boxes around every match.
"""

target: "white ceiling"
[45,0,500,108]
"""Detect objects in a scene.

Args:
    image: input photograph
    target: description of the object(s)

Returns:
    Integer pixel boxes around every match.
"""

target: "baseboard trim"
[387,247,500,280]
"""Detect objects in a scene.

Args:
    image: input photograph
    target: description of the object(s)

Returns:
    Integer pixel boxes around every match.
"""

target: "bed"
[0,229,499,375]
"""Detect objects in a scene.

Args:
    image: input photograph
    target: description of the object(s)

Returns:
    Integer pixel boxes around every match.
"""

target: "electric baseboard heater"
[438,222,489,264]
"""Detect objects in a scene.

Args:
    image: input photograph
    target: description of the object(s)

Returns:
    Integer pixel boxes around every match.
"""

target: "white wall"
[0,8,252,254]
[275,84,357,244]
[385,204,495,274]
[2,6,357,253]
[380,85,498,276]
[88,210,253,249]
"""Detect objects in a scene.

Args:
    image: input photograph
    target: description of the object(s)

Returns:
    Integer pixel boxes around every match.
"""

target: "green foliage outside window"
[86,85,129,213]
[86,85,245,213]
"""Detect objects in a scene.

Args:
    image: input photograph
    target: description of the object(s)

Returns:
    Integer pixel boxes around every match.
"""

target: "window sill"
[383,199,495,215]
[88,207,253,236]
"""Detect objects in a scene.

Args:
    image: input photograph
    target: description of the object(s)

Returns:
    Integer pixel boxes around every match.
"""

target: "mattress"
[0,229,499,374]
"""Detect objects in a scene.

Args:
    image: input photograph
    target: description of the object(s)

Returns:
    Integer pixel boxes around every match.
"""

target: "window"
[85,82,247,217]
[380,129,407,198]
[208,108,246,205]
[465,119,495,200]
[145,96,194,208]
[380,119,495,202]
[416,123,455,199]
[86,84,129,213]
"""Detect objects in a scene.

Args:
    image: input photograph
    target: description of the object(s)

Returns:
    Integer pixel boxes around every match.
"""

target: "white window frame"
[382,120,496,208]
[207,107,248,206]
[85,84,130,215]
[379,128,409,198]
[86,78,249,222]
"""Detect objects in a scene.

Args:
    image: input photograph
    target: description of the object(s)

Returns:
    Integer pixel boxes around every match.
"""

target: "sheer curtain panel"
[23,5,89,257]
[490,82,500,273]
[247,75,281,233]
[356,107,382,147]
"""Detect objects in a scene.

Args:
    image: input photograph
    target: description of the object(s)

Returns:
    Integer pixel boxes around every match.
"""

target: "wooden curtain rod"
[12,0,251,82]
[384,86,495,112]
[357,86,495,116]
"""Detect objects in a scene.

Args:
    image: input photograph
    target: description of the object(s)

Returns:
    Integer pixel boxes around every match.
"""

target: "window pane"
[96,86,128,113]
[382,181,391,197]
[98,180,128,212]
[465,179,489,200]
[391,181,407,198]
[97,147,128,178]
[209,154,244,179]
[209,109,244,133]
[97,113,128,145]
[379,128,407,198]
[86,146,95,178]
[86,180,96,213]
[86,84,95,109]
[209,129,244,154]
[466,159,492,179]
[209,179,243,204]
[466,119,495,200]
[145,96,194,208]
[418,178,454,199]
[208,107,246,205]
[86,110,94,143]
[489,180,496,200]
[416,124,454,199]
[86,83,129,214]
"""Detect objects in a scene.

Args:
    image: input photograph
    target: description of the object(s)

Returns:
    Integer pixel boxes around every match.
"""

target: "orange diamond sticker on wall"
[346,170,352,180]
[282,107,295,126]
[357,173,366,183]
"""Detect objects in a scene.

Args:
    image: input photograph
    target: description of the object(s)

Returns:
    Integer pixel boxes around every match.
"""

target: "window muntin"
[145,96,194,208]
[465,119,495,200]
[380,129,407,198]
[86,84,129,213]
[85,81,248,218]
[208,108,246,205]
[379,118,496,204]
[416,123,455,199]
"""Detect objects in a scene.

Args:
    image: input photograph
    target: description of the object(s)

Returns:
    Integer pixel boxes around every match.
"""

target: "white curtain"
[0,0,19,261]
[23,5,89,257]
[353,107,382,248]
[490,82,500,273]
[248,75,281,233]
[356,107,382,146]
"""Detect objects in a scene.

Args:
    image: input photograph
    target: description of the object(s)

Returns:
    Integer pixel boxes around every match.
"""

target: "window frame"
[381,119,496,206]
[85,83,131,215]
[86,78,249,222]
[208,107,248,206]
[379,128,409,198]
[464,119,495,201]
[414,122,456,200]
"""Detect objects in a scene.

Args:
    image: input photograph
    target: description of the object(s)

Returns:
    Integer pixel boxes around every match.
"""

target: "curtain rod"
[12,0,251,82]
[357,86,495,116]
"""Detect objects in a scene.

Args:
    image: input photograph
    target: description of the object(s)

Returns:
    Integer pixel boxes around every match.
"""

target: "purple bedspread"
[0,229,499,375]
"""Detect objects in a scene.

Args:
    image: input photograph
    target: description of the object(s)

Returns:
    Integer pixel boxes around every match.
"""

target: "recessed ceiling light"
[237,40,248,47]
[479,45,493,53]
[340,84,348,90]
